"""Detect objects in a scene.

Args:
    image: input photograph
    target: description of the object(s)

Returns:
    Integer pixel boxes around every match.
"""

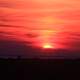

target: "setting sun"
[43,44,53,49]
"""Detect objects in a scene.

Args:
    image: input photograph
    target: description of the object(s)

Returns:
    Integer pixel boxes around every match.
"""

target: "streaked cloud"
[0,0,80,52]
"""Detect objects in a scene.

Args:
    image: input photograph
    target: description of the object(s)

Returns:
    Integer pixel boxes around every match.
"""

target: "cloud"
[0,0,80,31]
[0,1,16,8]
[0,31,12,35]
[0,24,23,28]
[0,40,35,58]
[0,0,80,58]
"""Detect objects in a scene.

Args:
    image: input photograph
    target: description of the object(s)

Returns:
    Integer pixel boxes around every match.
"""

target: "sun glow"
[43,44,53,49]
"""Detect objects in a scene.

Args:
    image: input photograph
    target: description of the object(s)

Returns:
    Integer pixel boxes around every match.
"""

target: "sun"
[43,44,53,49]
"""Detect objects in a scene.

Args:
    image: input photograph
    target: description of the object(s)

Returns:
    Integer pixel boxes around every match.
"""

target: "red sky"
[0,0,80,49]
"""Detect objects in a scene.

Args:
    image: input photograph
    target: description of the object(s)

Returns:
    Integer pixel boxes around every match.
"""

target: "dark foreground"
[0,59,80,79]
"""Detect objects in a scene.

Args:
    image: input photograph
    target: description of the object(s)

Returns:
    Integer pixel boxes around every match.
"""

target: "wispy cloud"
[0,0,80,52]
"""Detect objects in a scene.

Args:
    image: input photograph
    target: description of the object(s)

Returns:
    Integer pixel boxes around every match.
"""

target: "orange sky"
[0,0,80,49]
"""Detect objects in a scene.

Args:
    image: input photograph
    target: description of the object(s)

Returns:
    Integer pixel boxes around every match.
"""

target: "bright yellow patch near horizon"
[43,44,53,49]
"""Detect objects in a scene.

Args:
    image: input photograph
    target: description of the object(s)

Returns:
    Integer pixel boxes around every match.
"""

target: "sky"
[0,0,80,58]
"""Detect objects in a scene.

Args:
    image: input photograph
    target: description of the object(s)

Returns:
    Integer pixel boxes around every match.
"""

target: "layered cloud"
[0,0,80,51]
